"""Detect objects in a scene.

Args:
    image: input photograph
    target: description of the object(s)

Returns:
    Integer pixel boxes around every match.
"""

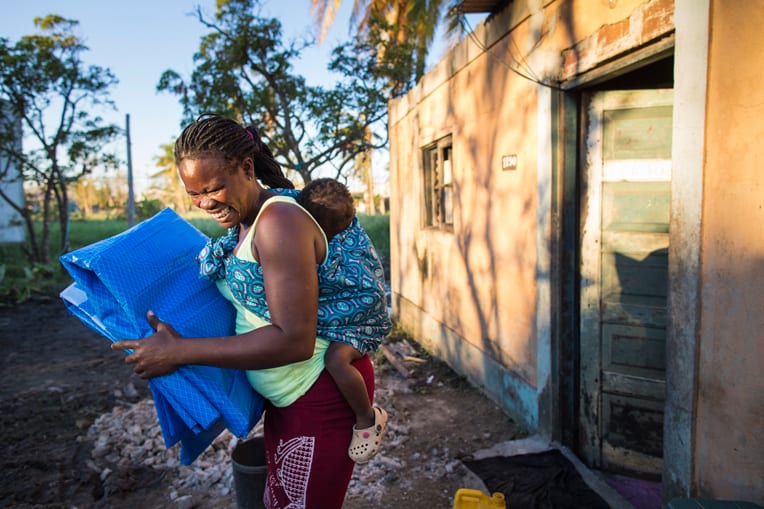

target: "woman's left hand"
[111,310,183,379]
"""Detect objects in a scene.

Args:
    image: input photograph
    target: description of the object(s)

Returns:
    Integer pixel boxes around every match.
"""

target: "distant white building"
[0,101,25,244]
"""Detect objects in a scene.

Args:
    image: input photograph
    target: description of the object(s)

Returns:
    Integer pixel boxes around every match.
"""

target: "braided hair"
[174,113,294,189]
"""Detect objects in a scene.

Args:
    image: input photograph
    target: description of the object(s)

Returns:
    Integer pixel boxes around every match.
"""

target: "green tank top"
[217,195,330,407]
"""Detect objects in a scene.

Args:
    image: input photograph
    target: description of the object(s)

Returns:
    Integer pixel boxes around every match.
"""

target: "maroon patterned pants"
[262,356,374,509]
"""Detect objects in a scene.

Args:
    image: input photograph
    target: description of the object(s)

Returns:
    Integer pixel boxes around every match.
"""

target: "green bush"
[357,214,390,265]
[0,260,56,303]
[136,198,164,220]
[0,219,130,302]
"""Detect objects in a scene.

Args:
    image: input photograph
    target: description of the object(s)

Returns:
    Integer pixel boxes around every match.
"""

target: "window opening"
[423,137,453,230]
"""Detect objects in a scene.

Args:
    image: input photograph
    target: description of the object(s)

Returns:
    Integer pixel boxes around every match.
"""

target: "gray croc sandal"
[348,406,388,464]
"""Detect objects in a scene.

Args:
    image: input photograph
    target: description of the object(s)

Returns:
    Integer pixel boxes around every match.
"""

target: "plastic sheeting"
[59,208,265,464]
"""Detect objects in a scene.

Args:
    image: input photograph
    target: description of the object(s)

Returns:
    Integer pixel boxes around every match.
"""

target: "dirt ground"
[0,292,521,509]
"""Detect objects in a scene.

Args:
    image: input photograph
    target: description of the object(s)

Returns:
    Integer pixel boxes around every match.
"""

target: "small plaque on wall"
[501,154,518,171]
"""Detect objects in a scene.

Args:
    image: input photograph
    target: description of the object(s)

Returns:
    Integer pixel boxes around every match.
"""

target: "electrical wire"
[457,12,562,91]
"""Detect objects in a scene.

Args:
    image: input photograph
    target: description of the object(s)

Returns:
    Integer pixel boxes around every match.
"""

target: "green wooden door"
[579,89,673,476]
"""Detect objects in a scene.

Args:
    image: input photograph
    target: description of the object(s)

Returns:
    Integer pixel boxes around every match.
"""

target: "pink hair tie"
[246,129,254,140]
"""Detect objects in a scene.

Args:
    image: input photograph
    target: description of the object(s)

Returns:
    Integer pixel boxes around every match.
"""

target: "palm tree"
[353,124,377,214]
[149,143,190,213]
[310,0,454,83]
[310,0,464,213]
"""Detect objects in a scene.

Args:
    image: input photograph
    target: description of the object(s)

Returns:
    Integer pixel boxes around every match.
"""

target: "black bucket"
[231,436,267,509]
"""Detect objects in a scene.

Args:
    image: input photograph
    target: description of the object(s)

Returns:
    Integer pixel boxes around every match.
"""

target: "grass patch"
[357,214,390,265]
[182,213,390,263]
[184,216,227,238]
[68,218,130,250]
[1,211,390,303]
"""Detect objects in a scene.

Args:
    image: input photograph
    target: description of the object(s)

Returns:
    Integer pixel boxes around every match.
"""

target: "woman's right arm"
[112,202,324,379]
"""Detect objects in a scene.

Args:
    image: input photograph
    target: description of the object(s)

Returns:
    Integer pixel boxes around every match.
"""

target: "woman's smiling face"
[179,156,257,229]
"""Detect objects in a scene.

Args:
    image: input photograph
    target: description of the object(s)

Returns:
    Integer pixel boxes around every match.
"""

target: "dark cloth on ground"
[463,449,611,509]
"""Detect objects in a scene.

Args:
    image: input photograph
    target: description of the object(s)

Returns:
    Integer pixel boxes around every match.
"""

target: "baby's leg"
[325,342,374,428]
[325,342,389,464]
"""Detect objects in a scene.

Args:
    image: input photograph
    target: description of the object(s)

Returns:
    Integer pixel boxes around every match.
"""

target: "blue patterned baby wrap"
[197,189,391,355]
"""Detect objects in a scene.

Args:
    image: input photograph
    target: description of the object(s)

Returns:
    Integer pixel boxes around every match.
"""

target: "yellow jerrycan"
[452,488,507,509]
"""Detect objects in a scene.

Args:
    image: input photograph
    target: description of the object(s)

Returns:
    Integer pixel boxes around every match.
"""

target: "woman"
[112,114,377,508]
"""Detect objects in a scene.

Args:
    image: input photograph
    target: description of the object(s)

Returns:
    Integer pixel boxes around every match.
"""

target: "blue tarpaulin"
[59,208,265,464]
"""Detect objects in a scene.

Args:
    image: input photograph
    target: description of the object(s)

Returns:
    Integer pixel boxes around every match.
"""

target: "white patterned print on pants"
[265,436,316,509]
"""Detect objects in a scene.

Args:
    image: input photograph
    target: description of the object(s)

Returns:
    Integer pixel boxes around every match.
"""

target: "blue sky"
[1,0,365,193]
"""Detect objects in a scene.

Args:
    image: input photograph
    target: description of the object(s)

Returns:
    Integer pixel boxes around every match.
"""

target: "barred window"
[422,136,453,230]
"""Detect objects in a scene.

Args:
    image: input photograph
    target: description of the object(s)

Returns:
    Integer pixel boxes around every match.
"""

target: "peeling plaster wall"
[664,0,705,499]
[387,0,764,499]
[693,0,764,500]
[391,39,542,413]
[560,0,674,78]
[388,0,674,431]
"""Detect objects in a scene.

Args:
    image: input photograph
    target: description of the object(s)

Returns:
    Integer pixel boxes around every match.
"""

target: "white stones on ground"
[85,398,255,498]
[86,396,415,503]
[82,369,453,505]
[173,494,194,509]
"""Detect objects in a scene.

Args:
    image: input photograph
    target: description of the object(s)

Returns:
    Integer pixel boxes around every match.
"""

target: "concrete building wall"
[0,102,25,244]
[391,4,540,430]
[389,0,674,430]
[693,0,764,500]
[389,0,763,499]
[0,166,25,244]
[664,0,706,499]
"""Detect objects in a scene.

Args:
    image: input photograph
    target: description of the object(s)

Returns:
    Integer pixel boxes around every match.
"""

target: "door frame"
[578,89,673,474]
[550,5,709,499]
[551,44,676,456]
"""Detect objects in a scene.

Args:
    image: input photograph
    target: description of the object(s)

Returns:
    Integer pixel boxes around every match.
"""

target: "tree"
[0,16,120,264]
[70,176,97,218]
[69,171,133,219]
[157,0,401,185]
[147,142,192,213]
[352,125,375,213]
[311,0,459,85]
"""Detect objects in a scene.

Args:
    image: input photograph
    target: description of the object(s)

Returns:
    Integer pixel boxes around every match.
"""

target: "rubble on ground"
[82,373,418,504]
[81,338,477,506]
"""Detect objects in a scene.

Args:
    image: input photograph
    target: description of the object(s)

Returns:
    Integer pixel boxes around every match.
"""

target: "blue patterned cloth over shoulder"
[196,189,391,355]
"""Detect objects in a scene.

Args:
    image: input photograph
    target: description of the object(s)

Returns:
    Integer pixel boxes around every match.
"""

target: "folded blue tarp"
[59,208,265,464]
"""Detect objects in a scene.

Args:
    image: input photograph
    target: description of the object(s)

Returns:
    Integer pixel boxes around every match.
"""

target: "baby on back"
[296,177,390,464]
[296,177,355,241]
